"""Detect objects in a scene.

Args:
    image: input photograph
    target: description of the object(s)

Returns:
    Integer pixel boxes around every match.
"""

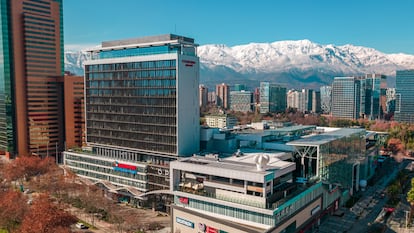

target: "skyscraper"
[320,86,332,114]
[0,0,64,158]
[395,70,414,123]
[63,74,85,150]
[199,84,208,108]
[331,77,360,119]
[64,34,200,203]
[361,74,386,120]
[259,82,287,113]
[216,83,229,109]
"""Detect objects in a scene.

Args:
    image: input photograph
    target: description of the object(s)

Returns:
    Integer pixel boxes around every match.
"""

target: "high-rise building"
[331,77,360,119]
[312,90,321,113]
[63,74,85,150]
[395,70,414,123]
[207,91,216,105]
[230,90,252,112]
[320,86,332,114]
[199,84,208,108]
[216,83,229,109]
[259,82,287,114]
[361,74,386,120]
[64,34,200,205]
[0,0,64,158]
[385,88,396,114]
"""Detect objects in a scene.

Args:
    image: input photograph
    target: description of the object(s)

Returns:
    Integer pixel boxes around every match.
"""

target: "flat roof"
[286,128,365,146]
[102,34,194,47]
[174,149,295,179]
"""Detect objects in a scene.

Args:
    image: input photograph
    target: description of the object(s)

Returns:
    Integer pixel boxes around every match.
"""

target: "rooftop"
[286,127,365,146]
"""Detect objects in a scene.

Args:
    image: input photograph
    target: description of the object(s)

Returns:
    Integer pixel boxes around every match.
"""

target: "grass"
[0,229,8,233]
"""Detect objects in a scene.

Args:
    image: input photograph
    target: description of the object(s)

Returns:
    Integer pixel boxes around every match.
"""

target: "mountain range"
[65,40,414,89]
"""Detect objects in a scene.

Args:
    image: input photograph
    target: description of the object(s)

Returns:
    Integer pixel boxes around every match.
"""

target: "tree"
[19,194,77,233]
[0,190,28,232]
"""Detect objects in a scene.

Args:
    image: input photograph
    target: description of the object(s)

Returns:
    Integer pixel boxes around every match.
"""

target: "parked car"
[75,222,87,229]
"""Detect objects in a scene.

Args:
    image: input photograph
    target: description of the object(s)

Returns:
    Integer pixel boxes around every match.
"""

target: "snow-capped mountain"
[65,40,414,88]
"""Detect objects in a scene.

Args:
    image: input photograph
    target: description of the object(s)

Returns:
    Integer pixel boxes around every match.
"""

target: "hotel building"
[64,34,200,206]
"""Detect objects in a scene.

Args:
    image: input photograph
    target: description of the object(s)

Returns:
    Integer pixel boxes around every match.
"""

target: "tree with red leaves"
[0,190,28,232]
[19,194,77,233]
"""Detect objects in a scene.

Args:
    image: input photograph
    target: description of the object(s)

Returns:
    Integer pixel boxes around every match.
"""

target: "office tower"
[395,70,414,123]
[234,84,246,91]
[259,82,287,113]
[331,77,360,119]
[0,0,64,158]
[199,84,208,108]
[312,90,321,113]
[63,74,85,150]
[320,86,332,114]
[230,90,252,112]
[207,91,216,105]
[65,34,199,203]
[362,74,386,120]
[287,90,300,110]
[385,88,396,113]
[216,83,229,109]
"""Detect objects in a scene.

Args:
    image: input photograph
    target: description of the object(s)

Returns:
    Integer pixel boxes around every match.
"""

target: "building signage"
[176,217,194,228]
[206,226,218,233]
[182,60,196,67]
[179,197,189,204]
[113,161,138,174]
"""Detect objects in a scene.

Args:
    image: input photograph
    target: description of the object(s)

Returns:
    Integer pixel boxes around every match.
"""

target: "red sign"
[114,162,137,170]
[179,197,189,204]
[206,226,218,233]
[182,60,196,67]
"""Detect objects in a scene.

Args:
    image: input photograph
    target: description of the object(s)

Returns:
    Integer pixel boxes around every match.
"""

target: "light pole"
[406,210,410,229]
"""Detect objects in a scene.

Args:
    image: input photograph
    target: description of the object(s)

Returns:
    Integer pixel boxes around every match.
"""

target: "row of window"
[86,60,176,72]
[87,129,176,145]
[88,122,176,135]
[86,69,177,80]
[87,88,176,97]
[69,167,147,191]
[88,79,176,88]
[87,105,175,115]
[88,97,175,106]
[87,113,176,125]
[66,160,146,181]
[88,136,176,154]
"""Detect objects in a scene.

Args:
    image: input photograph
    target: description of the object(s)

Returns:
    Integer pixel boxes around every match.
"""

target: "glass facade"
[85,60,178,153]
[259,82,287,113]
[318,130,366,190]
[331,77,360,119]
[65,153,148,191]
[395,70,414,123]
[0,0,15,153]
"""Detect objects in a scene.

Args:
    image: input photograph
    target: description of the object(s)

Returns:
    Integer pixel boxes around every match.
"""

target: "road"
[317,158,408,233]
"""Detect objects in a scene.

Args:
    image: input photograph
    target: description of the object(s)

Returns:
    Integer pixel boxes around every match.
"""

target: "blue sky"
[64,0,414,54]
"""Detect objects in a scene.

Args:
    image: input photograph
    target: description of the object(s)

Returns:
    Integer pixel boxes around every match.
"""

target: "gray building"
[230,90,253,112]
[395,70,414,123]
[331,77,360,119]
[320,86,332,114]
